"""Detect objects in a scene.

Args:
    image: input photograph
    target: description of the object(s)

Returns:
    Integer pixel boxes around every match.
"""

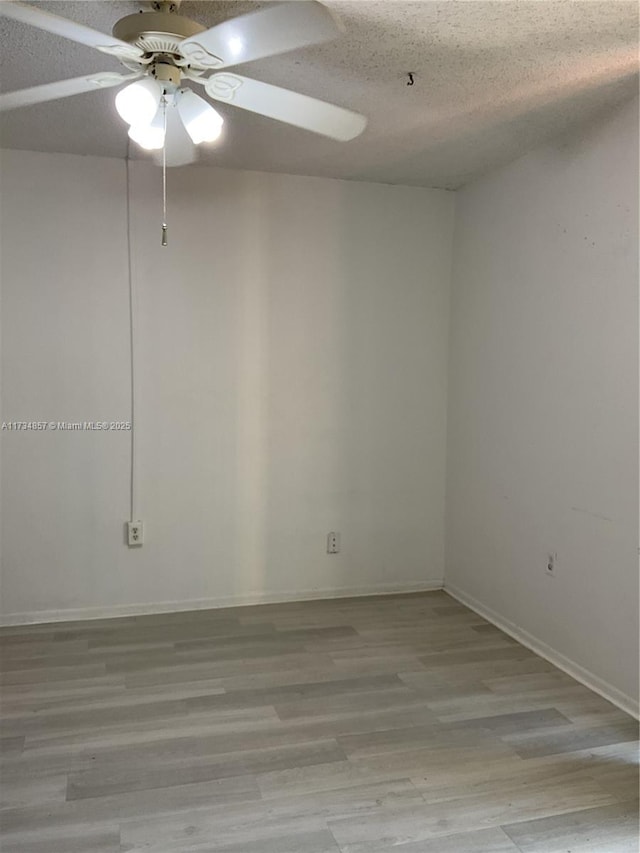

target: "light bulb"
[115,79,162,127]
[177,90,223,144]
[128,109,165,151]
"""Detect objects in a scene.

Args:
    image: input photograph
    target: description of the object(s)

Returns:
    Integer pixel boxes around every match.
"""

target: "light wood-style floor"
[0,590,638,852]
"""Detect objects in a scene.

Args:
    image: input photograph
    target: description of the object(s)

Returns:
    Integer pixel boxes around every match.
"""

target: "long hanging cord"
[161,96,168,247]
[125,142,137,523]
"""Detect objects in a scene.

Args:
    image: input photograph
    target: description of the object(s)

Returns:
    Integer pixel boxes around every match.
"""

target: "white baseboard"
[0,579,444,627]
[445,582,639,721]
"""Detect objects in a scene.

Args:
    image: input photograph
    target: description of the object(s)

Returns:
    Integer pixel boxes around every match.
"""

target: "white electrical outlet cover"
[327,532,340,553]
[127,520,144,546]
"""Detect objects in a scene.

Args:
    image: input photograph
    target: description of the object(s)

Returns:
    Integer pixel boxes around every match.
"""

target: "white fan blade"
[0,72,140,112]
[204,74,366,141]
[180,1,342,70]
[0,2,143,61]
[152,104,197,167]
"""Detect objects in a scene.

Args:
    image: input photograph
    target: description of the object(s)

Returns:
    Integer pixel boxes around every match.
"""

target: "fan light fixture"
[122,89,224,153]
[115,78,162,127]
[177,91,224,144]
[1,1,368,165]
[0,0,368,243]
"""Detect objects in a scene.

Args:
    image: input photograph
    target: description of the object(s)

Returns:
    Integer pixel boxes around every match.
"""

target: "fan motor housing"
[150,60,182,87]
[113,12,205,57]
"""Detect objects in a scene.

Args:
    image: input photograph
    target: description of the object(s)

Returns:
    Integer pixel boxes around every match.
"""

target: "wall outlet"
[327,532,340,554]
[127,521,144,547]
[546,552,557,574]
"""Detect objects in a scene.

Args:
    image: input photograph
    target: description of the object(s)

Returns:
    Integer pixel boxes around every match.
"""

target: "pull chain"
[161,97,168,247]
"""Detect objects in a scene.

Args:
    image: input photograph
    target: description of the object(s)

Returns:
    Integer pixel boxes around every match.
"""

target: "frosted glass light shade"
[177,90,223,144]
[128,110,165,150]
[115,79,162,127]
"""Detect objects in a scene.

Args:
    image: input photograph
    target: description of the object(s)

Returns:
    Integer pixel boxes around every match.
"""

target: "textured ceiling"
[1,0,638,188]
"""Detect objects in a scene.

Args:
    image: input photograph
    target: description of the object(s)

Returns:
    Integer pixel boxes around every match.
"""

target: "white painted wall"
[445,98,639,710]
[0,150,453,621]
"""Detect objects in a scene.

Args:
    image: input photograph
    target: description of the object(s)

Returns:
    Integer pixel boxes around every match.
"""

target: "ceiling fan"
[0,0,367,166]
